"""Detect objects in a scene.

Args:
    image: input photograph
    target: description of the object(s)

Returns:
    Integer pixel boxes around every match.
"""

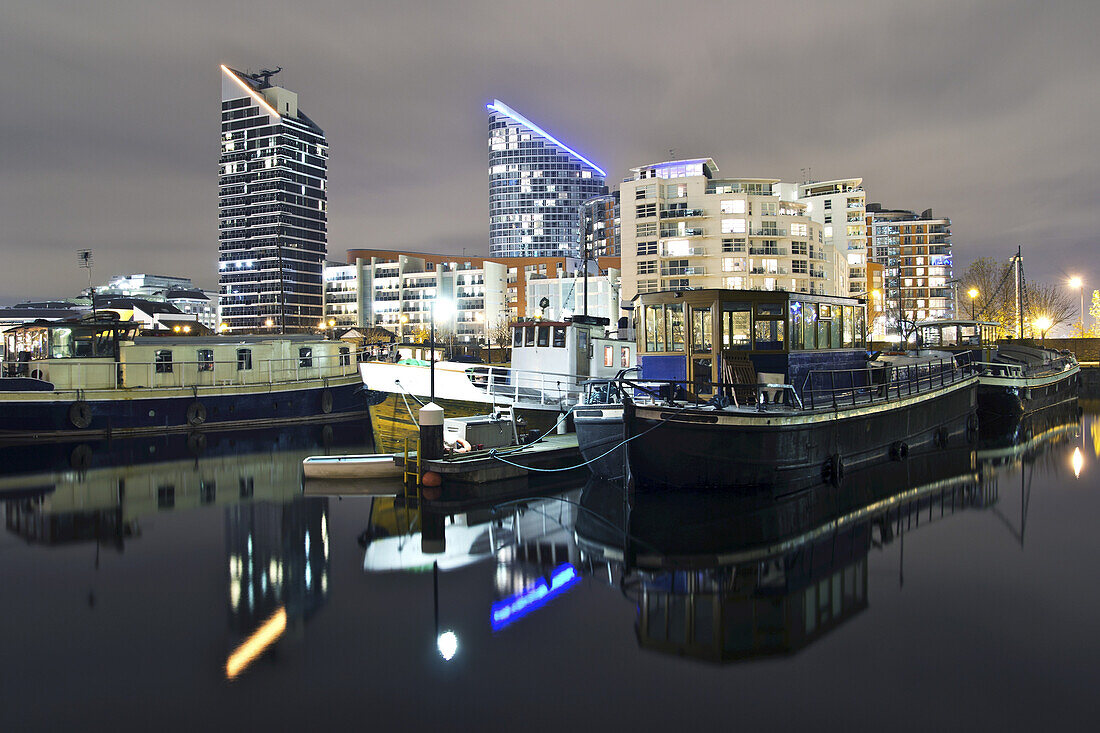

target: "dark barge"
[576,289,978,494]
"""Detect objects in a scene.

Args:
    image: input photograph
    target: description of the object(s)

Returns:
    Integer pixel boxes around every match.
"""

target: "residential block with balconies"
[620,159,843,303]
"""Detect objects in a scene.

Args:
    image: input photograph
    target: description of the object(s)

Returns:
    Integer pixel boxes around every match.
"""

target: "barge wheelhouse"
[0,316,369,443]
[575,289,978,493]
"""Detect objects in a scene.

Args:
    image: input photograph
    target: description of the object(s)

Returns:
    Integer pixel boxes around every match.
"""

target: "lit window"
[604,345,614,367]
[155,350,173,374]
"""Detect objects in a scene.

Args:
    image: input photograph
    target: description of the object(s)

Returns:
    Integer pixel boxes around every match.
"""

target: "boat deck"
[396,433,581,483]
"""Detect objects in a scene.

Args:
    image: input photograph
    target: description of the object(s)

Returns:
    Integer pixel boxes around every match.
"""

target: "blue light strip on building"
[486,100,606,177]
[490,563,581,631]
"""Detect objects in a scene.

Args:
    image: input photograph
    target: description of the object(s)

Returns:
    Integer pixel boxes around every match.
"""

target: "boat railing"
[801,354,972,410]
[582,375,805,411]
[0,347,371,392]
[464,364,588,407]
[971,361,1026,379]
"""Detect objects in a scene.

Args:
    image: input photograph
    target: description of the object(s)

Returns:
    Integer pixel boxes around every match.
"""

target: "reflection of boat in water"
[976,399,1082,465]
[0,422,366,548]
[575,450,992,663]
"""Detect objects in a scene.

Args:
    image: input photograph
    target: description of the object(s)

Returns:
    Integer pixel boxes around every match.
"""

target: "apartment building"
[336,249,622,342]
[620,159,842,304]
[798,179,866,297]
[866,205,954,330]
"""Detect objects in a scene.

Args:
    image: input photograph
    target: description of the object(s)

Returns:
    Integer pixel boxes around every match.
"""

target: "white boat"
[359,315,635,454]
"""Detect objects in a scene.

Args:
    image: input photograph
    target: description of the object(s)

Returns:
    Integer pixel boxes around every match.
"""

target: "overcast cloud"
[0,0,1097,302]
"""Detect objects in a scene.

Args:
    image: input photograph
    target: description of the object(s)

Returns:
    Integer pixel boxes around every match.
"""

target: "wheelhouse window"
[537,326,550,347]
[642,304,684,353]
[513,327,522,348]
[553,327,566,348]
[817,305,832,348]
[721,302,752,350]
[842,307,855,347]
[524,325,535,347]
[604,345,614,367]
[155,349,173,373]
[299,347,313,368]
[237,348,252,371]
[754,303,785,350]
[789,302,804,350]
[803,303,817,348]
[339,347,351,366]
[691,307,712,353]
[197,349,214,372]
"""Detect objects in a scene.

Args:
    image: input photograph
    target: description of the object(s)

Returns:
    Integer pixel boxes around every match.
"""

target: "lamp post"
[967,288,979,320]
[1069,276,1084,334]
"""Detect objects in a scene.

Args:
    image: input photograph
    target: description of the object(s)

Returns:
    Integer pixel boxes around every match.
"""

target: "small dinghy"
[302,453,403,480]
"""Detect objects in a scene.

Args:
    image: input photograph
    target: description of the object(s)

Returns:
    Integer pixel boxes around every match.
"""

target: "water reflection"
[0,422,367,681]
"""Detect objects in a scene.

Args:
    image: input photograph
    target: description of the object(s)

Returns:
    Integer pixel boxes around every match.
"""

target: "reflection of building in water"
[226,497,329,636]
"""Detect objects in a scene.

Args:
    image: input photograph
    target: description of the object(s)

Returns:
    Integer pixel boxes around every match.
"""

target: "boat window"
[621,347,630,367]
[854,308,866,348]
[524,325,535,347]
[197,349,214,372]
[756,303,783,317]
[339,347,351,366]
[817,306,832,348]
[299,347,313,368]
[721,302,752,350]
[512,327,522,348]
[537,326,550,347]
[789,302,804,350]
[237,348,252,371]
[49,327,73,359]
[942,325,958,347]
[960,325,979,345]
[155,349,173,374]
[604,345,614,367]
[691,307,712,353]
[842,307,854,347]
[668,306,685,352]
[754,317,785,350]
[645,305,666,352]
[803,303,817,349]
[553,327,566,348]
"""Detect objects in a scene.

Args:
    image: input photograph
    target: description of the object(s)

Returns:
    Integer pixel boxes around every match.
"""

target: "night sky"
[1,0,1096,303]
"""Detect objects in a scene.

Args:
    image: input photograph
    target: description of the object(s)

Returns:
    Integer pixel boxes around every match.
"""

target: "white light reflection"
[437,630,458,661]
[1073,447,1084,479]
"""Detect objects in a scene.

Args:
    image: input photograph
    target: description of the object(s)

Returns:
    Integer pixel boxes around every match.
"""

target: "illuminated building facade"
[582,192,621,257]
[488,100,607,258]
[866,205,954,330]
[219,65,328,333]
[620,159,841,303]
[798,179,866,297]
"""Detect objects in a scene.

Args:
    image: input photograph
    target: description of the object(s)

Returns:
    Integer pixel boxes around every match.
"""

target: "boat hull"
[622,378,978,495]
[367,392,567,455]
[574,405,628,481]
[0,377,368,444]
[976,364,1080,439]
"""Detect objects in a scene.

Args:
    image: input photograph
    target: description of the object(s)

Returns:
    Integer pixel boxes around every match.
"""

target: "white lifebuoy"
[453,438,472,453]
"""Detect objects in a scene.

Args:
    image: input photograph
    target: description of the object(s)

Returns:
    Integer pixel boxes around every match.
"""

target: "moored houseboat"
[575,289,978,492]
[0,315,369,443]
[916,320,1080,439]
[360,315,635,454]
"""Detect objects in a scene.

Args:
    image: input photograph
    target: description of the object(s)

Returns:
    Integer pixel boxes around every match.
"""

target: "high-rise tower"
[219,65,328,333]
[487,100,607,258]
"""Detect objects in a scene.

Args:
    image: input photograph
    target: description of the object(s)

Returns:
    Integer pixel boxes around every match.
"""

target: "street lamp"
[429,297,453,403]
[967,288,979,320]
[1069,276,1084,334]
[1034,316,1052,346]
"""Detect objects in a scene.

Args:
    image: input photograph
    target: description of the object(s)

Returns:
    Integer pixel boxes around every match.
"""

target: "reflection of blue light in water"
[490,563,580,631]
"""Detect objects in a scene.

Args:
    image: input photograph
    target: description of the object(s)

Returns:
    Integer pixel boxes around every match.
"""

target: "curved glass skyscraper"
[487,100,607,258]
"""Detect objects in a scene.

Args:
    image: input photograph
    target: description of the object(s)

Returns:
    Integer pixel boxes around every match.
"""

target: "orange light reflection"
[225,607,287,679]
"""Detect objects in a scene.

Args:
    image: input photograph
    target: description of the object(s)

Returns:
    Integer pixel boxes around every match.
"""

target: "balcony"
[661,247,705,257]
[750,228,784,237]
[748,247,787,256]
[660,208,706,219]
[660,227,705,238]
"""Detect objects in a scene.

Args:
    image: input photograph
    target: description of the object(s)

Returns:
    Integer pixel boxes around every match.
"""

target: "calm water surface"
[1,411,1098,731]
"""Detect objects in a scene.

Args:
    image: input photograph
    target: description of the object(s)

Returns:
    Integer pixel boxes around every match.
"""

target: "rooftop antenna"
[248,67,282,88]
[78,249,97,319]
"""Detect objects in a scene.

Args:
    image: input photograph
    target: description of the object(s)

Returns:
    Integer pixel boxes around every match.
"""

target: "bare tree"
[1027,281,1076,334]
[488,316,512,364]
[959,256,1015,328]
